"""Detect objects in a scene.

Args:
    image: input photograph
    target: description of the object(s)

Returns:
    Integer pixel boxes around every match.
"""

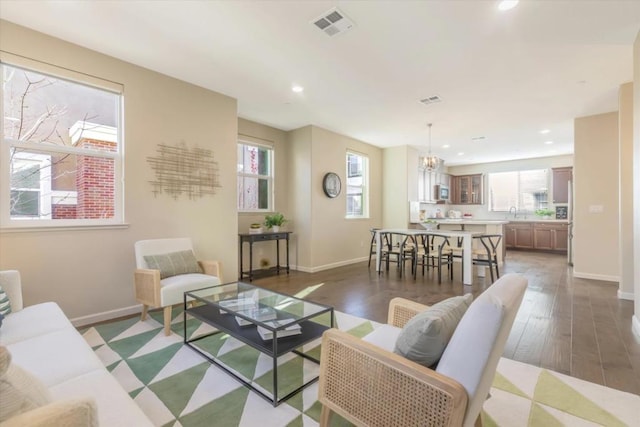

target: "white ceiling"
[1,0,639,166]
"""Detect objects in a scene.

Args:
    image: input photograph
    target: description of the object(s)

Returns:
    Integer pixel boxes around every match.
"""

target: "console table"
[239,231,291,281]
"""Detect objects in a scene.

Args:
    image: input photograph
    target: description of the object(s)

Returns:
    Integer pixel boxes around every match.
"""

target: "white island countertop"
[421,218,570,225]
[425,219,509,225]
[507,218,570,223]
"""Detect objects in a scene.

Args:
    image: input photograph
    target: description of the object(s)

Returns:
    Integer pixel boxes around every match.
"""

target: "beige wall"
[619,83,634,299]
[287,126,313,269]
[306,126,382,271]
[633,31,640,336]
[237,119,291,270]
[382,146,409,228]
[0,21,238,323]
[573,112,619,281]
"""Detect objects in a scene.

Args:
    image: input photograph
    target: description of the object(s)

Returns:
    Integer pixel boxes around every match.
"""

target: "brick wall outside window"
[51,137,116,219]
[52,205,77,219]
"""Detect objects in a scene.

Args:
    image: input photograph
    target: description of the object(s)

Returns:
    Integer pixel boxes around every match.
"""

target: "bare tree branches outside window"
[1,63,122,224]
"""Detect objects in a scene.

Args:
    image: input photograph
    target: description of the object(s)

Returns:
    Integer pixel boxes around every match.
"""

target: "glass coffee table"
[183,282,334,406]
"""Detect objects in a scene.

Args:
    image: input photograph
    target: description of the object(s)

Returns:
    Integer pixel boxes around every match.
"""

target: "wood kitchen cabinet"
[505,222,534,249]
[533,222,568,251]
[451,174,483,204]
[507,222,568,252]
[552,167,573,204]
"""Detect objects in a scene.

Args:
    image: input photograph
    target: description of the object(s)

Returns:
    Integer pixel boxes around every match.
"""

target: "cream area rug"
[80,308,639,427]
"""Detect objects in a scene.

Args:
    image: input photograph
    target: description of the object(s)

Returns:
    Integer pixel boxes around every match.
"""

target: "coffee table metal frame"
[183,282,334,407]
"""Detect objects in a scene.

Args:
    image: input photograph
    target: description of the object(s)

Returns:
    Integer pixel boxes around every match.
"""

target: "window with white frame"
[346,151,368,218]
[1,60,123,228]
[488,169,548,212]
[237,142,273,212]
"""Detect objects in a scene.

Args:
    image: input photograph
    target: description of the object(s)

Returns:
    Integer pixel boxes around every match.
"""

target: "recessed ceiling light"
[292,85,304,93]
[442,144,450,149]
[498,0,519,11]
[457,152,465,156]
[540,129,550,134]
[544,141,554,145]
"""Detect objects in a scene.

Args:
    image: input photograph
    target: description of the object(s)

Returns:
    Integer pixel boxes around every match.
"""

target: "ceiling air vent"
[420,95,442,105]
[312,8,355,37]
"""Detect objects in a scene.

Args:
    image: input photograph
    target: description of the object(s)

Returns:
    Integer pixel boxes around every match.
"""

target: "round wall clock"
[322,172,341,198]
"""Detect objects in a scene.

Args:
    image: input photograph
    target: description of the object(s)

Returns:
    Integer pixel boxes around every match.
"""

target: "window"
[237,142,273,211]
[488,169,548,212]
[346,151,368,218]
[1,61,123,228]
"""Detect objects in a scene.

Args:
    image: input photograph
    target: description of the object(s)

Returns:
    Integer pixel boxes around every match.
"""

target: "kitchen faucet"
[508,206,517,219]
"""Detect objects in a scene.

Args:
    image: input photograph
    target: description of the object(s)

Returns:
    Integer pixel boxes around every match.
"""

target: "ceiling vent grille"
[312,8,354,37]
[420,95,442,105]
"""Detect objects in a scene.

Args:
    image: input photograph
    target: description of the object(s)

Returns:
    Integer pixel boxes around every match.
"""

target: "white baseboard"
[70,304,142,327]
[572,271,619,282]
[633,315,640,339]
[296,257,368,274]
[617,290,635,301]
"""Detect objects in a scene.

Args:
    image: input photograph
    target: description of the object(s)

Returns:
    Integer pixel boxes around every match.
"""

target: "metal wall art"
[147,142,221,199]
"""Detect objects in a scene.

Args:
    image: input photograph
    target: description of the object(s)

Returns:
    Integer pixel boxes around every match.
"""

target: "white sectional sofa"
[0,270,153,427]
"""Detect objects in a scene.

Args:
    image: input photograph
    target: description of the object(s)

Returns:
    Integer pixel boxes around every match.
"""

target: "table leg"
[239,237,244,279]
[462,235,472,285]
[276,239,281,273]
[286,236,290,274]
[272,338,278,406]
[375,231,382,272]
[249,241,254,281]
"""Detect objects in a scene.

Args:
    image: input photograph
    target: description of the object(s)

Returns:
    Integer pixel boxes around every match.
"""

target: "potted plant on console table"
[264,212,287,232]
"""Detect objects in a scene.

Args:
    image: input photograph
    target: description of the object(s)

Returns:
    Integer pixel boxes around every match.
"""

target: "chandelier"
[422,123,441,172]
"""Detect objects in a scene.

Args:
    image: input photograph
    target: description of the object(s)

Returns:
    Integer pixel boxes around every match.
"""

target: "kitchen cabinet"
[505,222,534,249]
[451,174,483,204]
[506,222,568,252]
[533,222,568,251]
[552,167,573,204]
[417,170,449,202]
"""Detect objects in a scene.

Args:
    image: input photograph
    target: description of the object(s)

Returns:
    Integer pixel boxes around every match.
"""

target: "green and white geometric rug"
[80,308,640,427]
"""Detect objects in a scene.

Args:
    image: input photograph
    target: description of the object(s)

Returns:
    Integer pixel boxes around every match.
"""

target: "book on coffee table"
[219,296,257,314]
[257,319,302,340]
[234,307,277,326]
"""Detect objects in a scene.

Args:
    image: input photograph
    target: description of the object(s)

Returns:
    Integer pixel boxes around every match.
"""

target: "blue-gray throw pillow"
[144,250,202,279]
[394,293,473,367]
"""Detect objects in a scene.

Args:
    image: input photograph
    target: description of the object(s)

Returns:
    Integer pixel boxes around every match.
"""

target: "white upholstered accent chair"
[134,238,222,335]
[318,273,527,427]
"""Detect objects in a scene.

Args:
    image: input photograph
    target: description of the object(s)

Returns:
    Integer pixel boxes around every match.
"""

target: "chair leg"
[494,256,500,279]
[320,405,332,427]
[488,261,495,283]
[163,306,172,336]
[368,233,376,268]
[449,255,454,280]
[140,304,148,321]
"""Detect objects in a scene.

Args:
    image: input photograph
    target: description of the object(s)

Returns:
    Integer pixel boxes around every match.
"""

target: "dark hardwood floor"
[253,250,640,395]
